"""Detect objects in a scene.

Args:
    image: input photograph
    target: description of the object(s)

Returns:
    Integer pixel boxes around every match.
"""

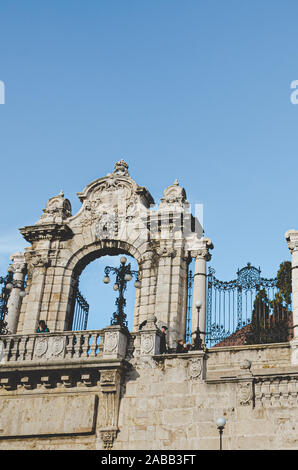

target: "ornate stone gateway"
[9,159,212,347]
[1,161,298,450]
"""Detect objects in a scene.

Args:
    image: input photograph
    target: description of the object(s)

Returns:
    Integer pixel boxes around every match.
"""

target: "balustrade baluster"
[81,332,90,358]
[90,333,98,357]
[65,333,73,359]
[17,335,28,361]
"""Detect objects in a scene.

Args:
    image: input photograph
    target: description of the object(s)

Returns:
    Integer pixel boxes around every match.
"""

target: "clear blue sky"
[1,1,298,329]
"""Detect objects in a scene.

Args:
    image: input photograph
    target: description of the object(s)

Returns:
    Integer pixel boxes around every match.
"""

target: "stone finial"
[160,180,188,207]
[112,159,129,177]
[36,191,72,225]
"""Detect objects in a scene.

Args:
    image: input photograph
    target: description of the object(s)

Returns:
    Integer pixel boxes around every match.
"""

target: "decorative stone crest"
[104,332,119,353]
[188,357,202,380]
[95,213,117,239]
[34,337,48,357]
[51,336,65,356]
[238,381,253,406]
[33,336,66,359]
[141,334,154,355]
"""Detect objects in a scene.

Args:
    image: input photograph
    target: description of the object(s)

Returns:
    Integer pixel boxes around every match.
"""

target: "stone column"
[6,252,26,334]
[21,250,50,334]
[285,230,298,364]
[190,240,213,336]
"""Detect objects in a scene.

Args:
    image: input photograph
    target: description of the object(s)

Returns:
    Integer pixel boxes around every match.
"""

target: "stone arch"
[61,239,149,332]
[16,160,213,346]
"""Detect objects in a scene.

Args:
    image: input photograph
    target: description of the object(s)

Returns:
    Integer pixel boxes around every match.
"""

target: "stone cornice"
[20,223,73,243]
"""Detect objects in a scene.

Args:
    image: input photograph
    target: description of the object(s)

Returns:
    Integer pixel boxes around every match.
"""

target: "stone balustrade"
[0,324,132,365]
[0,330,104,364]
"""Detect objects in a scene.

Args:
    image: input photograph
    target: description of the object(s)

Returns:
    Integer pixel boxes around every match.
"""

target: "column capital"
[9,252,26,274]
[190,238,214,261]
[285,230,298,254]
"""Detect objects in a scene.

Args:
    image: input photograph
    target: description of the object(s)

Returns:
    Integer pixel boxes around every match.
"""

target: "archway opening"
[72,253,139,332]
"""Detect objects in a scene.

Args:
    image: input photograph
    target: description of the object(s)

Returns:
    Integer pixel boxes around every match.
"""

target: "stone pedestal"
[102,325,130,359]
[139,314,162,356]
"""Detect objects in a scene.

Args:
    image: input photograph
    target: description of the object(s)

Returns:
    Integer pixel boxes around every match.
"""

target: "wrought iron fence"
[205,263,292,348]
[72,288,90,331]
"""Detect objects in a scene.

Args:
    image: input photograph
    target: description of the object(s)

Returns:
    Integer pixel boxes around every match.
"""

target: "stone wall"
[0,342,298,450]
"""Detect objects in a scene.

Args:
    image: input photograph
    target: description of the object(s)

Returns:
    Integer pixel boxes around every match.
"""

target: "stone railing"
[0,330,104,364]
[0,325,131,365]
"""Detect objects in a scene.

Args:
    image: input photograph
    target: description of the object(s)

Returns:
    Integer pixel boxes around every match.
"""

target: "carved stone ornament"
[51,336,65,356]
[157,246,177,258]
[33,336,66,359]
[113,159,129,177]
[104,332,119,353]
[34,337,48,357]
[95,213,117,239]
[101,370,118,385]
[160,179,188,207]
[36,190,72,225]
[188,357,202,380]
[238,381,253,406]
[100,430,118,450]
[141,334,154,355]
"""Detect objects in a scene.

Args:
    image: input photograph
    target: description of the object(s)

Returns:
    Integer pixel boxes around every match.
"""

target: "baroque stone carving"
[34,336,66,359]
[100,430,118,450]
[95,213,118,239]
[238,381,253,406]
[34,337,48,357]
[188,357,202,380]
[36,190,72,225]
[141,334,154,355]
[160,179,188,207]
[104,332,119,353]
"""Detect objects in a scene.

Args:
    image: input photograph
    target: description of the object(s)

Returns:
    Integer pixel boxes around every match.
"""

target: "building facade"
[0,160,298,450]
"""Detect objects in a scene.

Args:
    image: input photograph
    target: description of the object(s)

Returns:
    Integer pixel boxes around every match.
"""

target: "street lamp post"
[191,300,207,350]
[103,256,141,328]
[216,417,226,450]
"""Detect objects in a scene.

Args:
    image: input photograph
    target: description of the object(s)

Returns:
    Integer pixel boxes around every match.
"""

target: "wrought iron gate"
[72,288,90,331]
[205,263,292,348]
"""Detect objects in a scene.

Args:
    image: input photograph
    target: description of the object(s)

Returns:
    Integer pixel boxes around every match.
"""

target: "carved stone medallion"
[95,213,117,239]
[188,357,202,380]
[238,381,253,406]
[51,336,65,357]
[34,337,48,357]
[104,332,119,352]
[141,334,154,355]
